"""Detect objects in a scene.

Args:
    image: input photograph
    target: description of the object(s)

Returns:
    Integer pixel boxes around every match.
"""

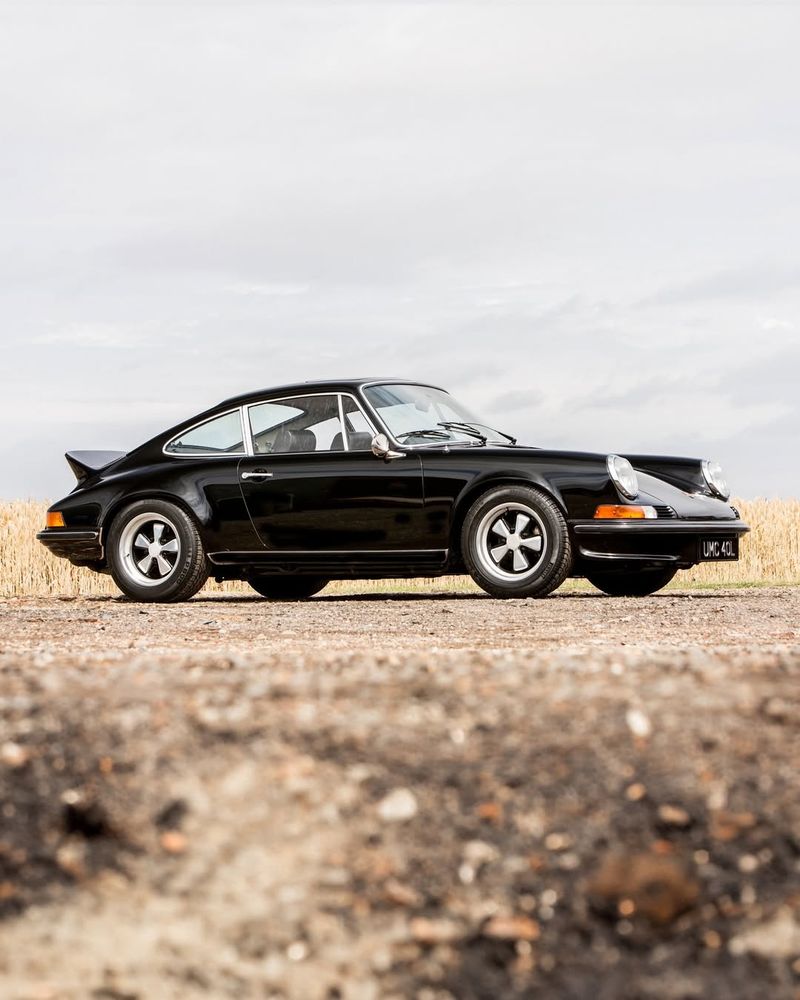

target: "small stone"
[56,840,88,879]
[410,917,462,944]
[625,783,647,801]
[738,854,759,873]
[383,878,422,907]
[286,940,309,961]
[476,801,503,824]
[588,852,699,926]
[729,908,800,958]
[0,881,18,901]
[463,840,499,867]
[626,708,652,739]
[160,830,188,854]
[377,788,418,823]
[657,804,691,827]
[544,832,572,852]
[710,810,757,842]
[1,741,29,768]
[483,914,541,942]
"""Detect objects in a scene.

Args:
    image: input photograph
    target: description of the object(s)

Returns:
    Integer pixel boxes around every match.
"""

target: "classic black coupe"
[38,378,748,602]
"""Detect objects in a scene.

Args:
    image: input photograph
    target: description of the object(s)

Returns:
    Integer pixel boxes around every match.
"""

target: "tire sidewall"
[462,485,570,598]
[107,499,205,602]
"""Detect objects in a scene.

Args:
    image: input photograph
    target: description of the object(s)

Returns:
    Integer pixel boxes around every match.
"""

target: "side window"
[248,395,344,454]
[342,396,375,451]
[165,411,245,455]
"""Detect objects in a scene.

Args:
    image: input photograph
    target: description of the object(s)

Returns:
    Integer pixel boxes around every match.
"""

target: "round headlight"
[607,455,639,501]
[702,460,730,500]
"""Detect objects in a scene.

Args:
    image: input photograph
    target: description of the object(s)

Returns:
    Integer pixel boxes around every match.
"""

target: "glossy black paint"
[37,377,749,581]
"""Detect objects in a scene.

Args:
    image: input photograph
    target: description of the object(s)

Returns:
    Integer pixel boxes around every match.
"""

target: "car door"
[237,392,437,562]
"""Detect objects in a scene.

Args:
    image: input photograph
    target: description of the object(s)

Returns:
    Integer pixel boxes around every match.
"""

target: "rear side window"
[165,411,245,455]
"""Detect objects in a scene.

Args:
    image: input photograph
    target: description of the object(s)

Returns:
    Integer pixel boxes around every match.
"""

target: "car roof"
[217,377,442,408]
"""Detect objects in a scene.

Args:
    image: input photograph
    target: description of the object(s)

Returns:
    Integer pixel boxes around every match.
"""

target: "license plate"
[699,536,739,561]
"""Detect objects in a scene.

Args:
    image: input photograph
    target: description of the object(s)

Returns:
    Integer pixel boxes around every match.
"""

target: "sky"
[1,2,799,500]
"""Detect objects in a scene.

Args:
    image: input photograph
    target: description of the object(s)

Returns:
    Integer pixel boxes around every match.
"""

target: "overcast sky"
[1,3,798,500]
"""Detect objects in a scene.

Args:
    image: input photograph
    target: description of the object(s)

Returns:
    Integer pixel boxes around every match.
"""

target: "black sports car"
[38,378,748,602]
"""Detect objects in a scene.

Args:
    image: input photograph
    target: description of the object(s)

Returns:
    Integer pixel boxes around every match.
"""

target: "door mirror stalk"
[371,433,405,460]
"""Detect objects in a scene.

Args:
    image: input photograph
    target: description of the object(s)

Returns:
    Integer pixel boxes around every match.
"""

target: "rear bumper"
[37,529,104,566]
[571,518,749,567]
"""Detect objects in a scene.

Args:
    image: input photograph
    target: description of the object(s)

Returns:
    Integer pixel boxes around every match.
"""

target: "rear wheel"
[247,575,329,600]
[584,566,677,597]
[107,499,208,603]
[461,485,572,598]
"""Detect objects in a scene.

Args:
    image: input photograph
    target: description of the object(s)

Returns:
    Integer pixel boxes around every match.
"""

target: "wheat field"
[1,498,798,599]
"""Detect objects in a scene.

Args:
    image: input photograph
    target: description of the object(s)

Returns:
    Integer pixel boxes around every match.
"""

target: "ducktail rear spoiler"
[66,450,127,484]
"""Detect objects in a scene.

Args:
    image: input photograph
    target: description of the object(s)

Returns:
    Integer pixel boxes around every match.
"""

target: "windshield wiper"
[438,420,516,445]
[437,421,488,444]
[396,428,452,442]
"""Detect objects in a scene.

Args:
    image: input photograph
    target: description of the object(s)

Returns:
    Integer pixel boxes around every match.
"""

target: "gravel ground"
[0,588,799,999]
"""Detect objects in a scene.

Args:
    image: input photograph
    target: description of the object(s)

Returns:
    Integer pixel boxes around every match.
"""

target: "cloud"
[637,266,800,308]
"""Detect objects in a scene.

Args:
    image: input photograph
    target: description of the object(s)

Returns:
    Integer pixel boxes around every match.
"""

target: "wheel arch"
[100,489,209,551]
[449,473,566,563]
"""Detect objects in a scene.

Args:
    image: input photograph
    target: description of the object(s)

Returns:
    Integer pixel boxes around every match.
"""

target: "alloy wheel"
[118,512,181,587]
[474,502,547,582]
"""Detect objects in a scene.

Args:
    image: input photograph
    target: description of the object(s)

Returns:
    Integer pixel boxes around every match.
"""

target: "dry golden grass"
[1,498,798,599]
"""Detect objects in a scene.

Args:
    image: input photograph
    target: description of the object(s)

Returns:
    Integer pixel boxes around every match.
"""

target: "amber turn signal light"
[594,505,656,520]
[46,511,66,528]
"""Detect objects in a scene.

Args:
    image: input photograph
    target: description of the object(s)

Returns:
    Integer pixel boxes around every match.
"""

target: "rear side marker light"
[594,505,658,520]
[46,512,66,528]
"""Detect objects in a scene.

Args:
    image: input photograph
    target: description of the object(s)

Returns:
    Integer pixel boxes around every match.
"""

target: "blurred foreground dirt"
[1,588,799,999]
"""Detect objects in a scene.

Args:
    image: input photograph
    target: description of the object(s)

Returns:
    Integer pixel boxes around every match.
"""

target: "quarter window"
[342,396,375,451]
[165,411,245,455]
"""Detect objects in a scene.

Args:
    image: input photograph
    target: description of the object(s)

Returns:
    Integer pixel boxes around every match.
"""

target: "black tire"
[107,499,208,603]
[247,575,329,600]
[584,566,677,597]
[461,485,572,599]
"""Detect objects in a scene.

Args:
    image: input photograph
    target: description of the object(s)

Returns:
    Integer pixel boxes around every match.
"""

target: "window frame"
[162,407,252,459]
[358,381,465,451]
[244,391,379,456]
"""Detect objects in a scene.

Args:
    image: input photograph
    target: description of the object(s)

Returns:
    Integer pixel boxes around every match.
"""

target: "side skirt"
[207,549,450,577]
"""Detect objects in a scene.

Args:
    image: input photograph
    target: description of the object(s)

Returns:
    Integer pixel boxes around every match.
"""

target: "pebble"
[657,804,691,827]
[1,741,29,768]
[483,914,541,942]
[378,788,419,823]
[159,831,188,854]
[625,708,653,739]
[729,908,800,958]
[410,917,462,944]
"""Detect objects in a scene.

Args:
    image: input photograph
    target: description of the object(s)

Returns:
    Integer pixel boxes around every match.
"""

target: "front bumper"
[571,518,750,568]
[37,529,104,566]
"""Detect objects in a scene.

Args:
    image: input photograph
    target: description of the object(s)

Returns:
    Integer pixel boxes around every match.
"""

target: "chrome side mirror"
[371,433,404,460]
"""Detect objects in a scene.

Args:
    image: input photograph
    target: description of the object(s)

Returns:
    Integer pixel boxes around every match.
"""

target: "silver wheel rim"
[474,502,547,583]
[118,512,181,587]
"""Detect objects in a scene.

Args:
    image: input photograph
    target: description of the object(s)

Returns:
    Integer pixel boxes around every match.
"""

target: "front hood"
[636,472,737,519]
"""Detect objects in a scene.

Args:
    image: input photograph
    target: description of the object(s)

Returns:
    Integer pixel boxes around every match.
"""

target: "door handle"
[241,470,274,480]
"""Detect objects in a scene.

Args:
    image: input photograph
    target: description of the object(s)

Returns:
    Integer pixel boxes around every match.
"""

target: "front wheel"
[461,486,572,598]
[107,499,208,602]
[247,575,329,600]
[584,566,677,597]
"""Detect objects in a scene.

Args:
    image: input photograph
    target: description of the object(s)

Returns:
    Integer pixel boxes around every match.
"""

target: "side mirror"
[371,433,405,460]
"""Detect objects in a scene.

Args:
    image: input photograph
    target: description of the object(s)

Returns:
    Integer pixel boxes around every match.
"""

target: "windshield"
[363,384,512,446]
